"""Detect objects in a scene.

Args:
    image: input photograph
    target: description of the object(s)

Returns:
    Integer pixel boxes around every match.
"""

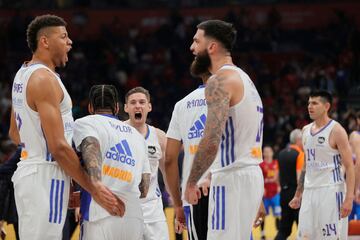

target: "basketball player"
[349,111,360,220]
[259,146,281,239]
[9,15,123,239]
[124,87,170,240]
[166,72,211,240]
[73,85,151,240]
[184,20,264,239]
[289,90,355,239]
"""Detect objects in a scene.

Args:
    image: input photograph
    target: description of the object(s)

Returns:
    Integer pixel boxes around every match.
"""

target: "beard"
[190,50,211,78]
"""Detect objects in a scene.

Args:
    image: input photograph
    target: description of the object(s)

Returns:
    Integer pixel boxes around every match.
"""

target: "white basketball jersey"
[167,85,210,206]
[73,114,151,221]
[212,65,263,173]
[11,63,73,163]
[302,120,344,188]
[141,124,166,222]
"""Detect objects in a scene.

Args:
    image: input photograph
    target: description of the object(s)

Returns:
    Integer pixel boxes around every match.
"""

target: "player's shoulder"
[302,123,312,133]
[176,87,205,105]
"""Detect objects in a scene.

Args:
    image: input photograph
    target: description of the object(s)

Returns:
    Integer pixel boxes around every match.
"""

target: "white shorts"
[81,216,143,240]
[143,221,169,240]
[297,184,348,240]
[207,166,263,240]
[12,163,70,240]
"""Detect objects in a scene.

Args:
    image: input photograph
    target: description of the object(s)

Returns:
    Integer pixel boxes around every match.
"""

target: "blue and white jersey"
[212,65,263,173]
[302,120,344,188]
[141,124,166,223]
[73,114,150,221]
[167,85,211,206]
[11,63,74,163]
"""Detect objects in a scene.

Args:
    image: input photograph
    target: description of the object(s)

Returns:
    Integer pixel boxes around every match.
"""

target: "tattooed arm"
[80,136,102,181]
[187,72,231,186]
[139,173,150,198]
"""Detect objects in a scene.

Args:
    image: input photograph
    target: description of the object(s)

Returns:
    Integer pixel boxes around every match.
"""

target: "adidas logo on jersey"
[106,140,135,166]
[188,114,207,139]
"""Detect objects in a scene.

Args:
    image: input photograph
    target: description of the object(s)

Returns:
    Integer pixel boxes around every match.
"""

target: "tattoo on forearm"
[296,169,306,193]
[188,75,230,185]
[139,173,150,198]
[80,136,102,181]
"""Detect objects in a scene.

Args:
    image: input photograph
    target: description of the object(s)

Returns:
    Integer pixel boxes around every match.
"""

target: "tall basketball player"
[184,20,264,239]
[9,15,123,240]
[289,90,355,239]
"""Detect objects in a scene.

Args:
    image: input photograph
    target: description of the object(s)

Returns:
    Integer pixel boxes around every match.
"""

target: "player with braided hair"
[73,84,151,240]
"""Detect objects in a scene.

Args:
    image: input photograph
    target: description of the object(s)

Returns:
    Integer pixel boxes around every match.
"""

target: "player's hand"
[91,181,126,217]
[289,196,301,209]
[174,206,187,234]
[185,183,201,205]
[253,201,266,228]
[75,207,81,222]
[340,197,353,218]
[199,178,210,197]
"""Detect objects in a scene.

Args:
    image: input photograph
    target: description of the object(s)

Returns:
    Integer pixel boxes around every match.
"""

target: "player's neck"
[210,55,233,73]
[314,115,331,128]
[127,120,148,137]
[30,53,55,71]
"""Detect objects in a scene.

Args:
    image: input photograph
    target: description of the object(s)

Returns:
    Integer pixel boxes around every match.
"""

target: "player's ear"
[148,102,152,112]
[88,103,94,114]
[124,103,129,113]
[115,103,120,115]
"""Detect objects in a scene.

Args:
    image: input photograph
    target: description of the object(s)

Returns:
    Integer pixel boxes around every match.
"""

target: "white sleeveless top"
[11,63,73,163]
[167,85,210,206]
[212,65,263,173]
[73,114,150,221]
[302,120,344,188]
[141,125,166,222]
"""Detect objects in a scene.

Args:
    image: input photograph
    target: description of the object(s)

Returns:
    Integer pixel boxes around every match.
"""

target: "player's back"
[12,63,73,164]
[167,85,209,204]
[212,65,263,173]
[302,120,344,188]
[73,114,148,221]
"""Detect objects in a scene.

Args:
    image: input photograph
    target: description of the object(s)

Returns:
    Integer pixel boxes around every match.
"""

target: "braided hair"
[89,85,119,115]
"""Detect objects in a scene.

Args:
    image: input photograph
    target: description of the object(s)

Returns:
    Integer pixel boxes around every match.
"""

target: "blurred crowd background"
[1,0,359,160]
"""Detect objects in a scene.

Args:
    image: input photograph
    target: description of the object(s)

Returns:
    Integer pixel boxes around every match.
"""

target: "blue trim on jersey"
[220,136,225,167]
[216,186,220,230]
[183,206,192,237]
[49,179,55,222]
[59,180,65,223]
[221,186,225,230]
[310,120,333,136]
[41,128,53,161]
[54,180,60,223]
[98,114,119,120]
[212,185,226,230]
[198,84,205,88]
[332,154,342,183]
[221,117,235,167]
[212,186,215,230]
[229,117,235,163]
[145,125,150,140]
[80,189,92,221]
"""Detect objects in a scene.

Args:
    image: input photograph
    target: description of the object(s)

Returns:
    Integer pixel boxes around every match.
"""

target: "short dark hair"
[197,20,237,52]
[26,14,67,53]
[89,85,119,115]
[309,89,333,105]
[125,87,150,103]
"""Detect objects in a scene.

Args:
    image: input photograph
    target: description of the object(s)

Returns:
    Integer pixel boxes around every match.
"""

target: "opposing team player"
[289,90,355,239]
[124,87,170,240]
[73,85,151,240]
[184,20,264,239]
[9,15,122,240]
